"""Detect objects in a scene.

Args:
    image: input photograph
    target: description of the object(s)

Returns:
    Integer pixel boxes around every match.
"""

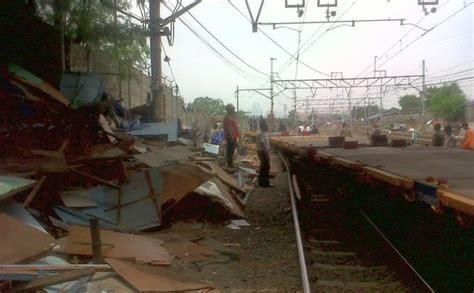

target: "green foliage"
[427,83,467,121]
[351,105,380,119]
[287,110,296,128]
[35,0,149,74]
[191,97,226,116]
[398,94,421,112]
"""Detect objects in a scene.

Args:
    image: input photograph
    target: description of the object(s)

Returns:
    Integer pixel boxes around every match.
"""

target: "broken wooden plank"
[0,176,36,202]
[196,162,247,195]
[9,64,70,106]
[106,258,213,292]
[23,176,46,207]
[59,225,171,265]
[159,163,213,204]
[60,189,98,208]
[0,213,54,264]
[0,264,111,272]
[12,268,95,292]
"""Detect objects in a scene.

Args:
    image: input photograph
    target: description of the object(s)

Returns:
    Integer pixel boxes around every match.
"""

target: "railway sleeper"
[314,279,410,292]
[311,262,398,283]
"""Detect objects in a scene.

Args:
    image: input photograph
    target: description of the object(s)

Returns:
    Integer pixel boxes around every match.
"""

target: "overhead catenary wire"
[227,0,330,77]
[161,1,263,85]
[180,4,270,77]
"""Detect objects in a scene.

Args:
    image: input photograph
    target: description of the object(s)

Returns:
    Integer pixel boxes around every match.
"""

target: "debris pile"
[0,64,258,291]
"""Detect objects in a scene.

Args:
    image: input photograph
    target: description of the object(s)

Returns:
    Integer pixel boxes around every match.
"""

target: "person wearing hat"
[223,103,240,168]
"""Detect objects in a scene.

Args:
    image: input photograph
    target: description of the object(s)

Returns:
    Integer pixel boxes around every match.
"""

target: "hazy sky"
[157,0,473,117]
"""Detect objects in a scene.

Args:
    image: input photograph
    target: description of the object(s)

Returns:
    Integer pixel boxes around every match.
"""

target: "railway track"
[281,154,434,292]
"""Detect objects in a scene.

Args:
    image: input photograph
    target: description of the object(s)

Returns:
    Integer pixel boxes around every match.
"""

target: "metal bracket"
[285,0,305,8]
[317,0,338,7]
[246,0,265,32]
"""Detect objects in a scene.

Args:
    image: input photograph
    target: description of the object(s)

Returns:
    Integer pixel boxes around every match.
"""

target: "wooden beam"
[23,176,46,207]
[12,268,95,292]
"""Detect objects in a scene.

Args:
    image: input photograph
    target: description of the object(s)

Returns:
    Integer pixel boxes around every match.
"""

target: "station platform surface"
[273,135,474,217]
[322,146,474,200]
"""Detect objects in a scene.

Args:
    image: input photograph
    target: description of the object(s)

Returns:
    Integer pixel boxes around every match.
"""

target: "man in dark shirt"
[432,123,444,147]
[223,104,240,168]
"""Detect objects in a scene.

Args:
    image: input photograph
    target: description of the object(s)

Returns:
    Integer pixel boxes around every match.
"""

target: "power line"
[278,0,357,74]
[162,1,261,84]
[227,0,330,77]
[376,2,473,71]
[182,6,270,77]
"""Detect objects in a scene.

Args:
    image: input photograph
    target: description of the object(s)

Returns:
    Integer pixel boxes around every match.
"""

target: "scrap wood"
[8,64,70,106]
[12,268,95,292]
[106,258,214,292]
[195,162,247,195]
[0,176,37,201]
[195,179,245,217]
[162,238,216,263]
[0,213,54,264]
[159,162,214,205]
[23,175,46,207]
[59,225,171,265]
[8,80,40,102]
[3,156,69,173]
[69,168,121,190]
[60,189,98,208]
[0,264,111,272]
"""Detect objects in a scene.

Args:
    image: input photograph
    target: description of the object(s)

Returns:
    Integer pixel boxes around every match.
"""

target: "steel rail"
[360,210,435,293]
[279,153,311,293]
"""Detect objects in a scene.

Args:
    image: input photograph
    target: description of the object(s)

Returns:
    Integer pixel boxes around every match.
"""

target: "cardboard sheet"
[59,226,171,264]
[106,258,213,292]
[0,213,54,264]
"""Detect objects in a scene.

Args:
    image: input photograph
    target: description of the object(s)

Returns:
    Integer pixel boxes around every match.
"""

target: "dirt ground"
[155,154,302,291]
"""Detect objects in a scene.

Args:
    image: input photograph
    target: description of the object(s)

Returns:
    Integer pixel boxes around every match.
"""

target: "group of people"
[432,122,474,150]
[298,124,320,135]
[223,104,272,187]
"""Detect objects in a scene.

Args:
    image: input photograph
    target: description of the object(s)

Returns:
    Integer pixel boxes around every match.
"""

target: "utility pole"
[150,0,163,122]
[235,86,239,112]
[380,79,383,122]
[270,58,276,128]
[421,59,426,126]
[305,96,309,125]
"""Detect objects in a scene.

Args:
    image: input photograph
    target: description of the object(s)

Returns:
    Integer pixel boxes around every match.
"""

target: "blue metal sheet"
[128,123,178,142]
[60,72,105,108]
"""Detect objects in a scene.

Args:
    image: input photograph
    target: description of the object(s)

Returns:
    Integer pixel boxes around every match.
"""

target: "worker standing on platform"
[223,104,240,168]
[339,122,352,137]
[445,125,457,148]
[372,124,381,136]
[461,122,474,150]
[432,123,445,147]
[256,119,272,187]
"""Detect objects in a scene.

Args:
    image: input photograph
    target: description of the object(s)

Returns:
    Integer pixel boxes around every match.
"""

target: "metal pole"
[374,56,378,77]
[421,60,426,126]
[380,79,383,122]
[236,86,239,112]
[150,0,163,122]
[270,58,276,128]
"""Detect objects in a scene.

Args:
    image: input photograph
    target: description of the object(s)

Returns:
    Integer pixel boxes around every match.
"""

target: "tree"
[351,105,380,119]
[35,0,149,73]
[398,94,421,112]
[427,83,467,121]
[191,97,226,116]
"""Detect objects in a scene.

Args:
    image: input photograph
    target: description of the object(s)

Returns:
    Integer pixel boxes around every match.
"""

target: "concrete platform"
[273,135,474,217]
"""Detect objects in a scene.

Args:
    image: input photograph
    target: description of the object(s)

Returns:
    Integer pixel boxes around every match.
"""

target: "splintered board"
[106,258,213,292]
[0,213,54,264]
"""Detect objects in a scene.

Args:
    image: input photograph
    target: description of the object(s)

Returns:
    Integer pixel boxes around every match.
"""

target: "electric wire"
[162,1,262,84]
[227,0,330,77]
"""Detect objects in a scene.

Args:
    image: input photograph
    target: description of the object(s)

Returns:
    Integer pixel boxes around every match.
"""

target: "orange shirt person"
[461,122,474,150]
